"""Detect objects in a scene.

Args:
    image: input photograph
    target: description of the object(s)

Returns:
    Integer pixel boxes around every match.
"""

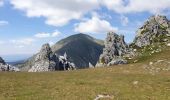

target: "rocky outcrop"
[89,62,94,68]
[28,43,57,72]
[0,57,6,65]
[96,32,130,67]
[134,15,170,47]
[0,57,20,72]
[57,52,76,70]
[26,43,76,72]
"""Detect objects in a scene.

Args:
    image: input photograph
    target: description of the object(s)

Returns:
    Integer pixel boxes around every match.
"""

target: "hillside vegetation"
[0,46,170,100]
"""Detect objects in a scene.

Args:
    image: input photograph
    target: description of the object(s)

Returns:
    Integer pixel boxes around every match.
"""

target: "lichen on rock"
[96,32,133,67]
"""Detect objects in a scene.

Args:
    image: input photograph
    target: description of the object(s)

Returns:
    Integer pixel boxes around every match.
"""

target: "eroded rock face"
[57,52,76,70]
[28,44,76,72]
[0,57,20,72]
[89,62,94,68]
[0,57,6,65]
[134,15,170,47]
[96,32,130,67]
[28,43,57,72]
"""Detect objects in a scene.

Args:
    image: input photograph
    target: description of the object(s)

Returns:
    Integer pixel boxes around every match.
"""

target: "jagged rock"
[96,32,129,67]
[17,33,103,70]
[28,43,76,72]
[107,57,127,66]
[89,62,94,68]
[57,52,76,70]
[0,57,20,72]
[134,15,170,47]
[28,43,57,72]
[0,57,5,65]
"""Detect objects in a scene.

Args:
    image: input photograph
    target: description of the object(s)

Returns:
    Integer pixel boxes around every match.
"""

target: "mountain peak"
[63,33,94,41]
[51,33,104,68]
[40,43,52,54]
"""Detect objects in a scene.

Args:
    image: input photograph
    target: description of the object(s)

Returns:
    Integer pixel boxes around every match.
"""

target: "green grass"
[0,63,170,100]
[130,39,170,63]
[0,47,170,100]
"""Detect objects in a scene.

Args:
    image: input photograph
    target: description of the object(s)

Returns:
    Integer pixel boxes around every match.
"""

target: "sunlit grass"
[0,46,170,100]
[0,64,169,100]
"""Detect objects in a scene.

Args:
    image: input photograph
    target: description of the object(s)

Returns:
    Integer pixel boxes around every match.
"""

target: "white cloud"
[49,41,55,46]
[10,38,35,48]
[75,16,118,34]
[0,41,4,45]
[9,0,170,28]
[34,33,50,38]
[121,15,129,26]
[0,0,3,6]
[10,0,99,26]
[51,30,61,37]
[101,0,170,14]
[35,30,60,38]
[0,42,39,55]
[0,20,9,26]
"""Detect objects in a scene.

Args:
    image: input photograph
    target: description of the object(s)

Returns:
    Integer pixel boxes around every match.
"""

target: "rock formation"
[28,43,57,72]
[25,43,76,72]
[0,57,20,72]
[96,32,130,67]
[89,62,95,68]
[57,52,76,70]
[134,15,170,47]
[0,57,5,65]
[17,33,103,70]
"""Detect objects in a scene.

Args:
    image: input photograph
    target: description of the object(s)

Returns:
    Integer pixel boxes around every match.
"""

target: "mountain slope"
[51,33,104,68]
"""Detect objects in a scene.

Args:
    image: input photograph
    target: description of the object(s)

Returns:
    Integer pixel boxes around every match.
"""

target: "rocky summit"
[134,15,170,47]
[0,57,19,72]
[96,32,133,67]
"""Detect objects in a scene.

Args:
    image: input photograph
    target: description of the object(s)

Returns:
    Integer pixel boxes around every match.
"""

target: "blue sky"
[0,0,170,61]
